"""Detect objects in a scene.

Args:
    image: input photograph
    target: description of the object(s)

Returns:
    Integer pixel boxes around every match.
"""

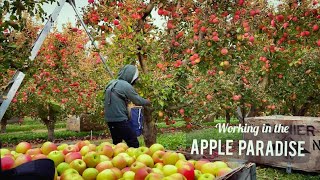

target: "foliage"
[0,0,56,84]
[81,0,319,129]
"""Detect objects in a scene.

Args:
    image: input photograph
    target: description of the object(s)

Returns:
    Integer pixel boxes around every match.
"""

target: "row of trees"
[1,0,319,145]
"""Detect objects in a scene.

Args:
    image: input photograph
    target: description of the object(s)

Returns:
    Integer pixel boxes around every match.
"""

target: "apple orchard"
[1,0,320,143]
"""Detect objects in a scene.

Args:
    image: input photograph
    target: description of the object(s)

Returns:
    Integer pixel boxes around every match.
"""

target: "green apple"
[83,151,100,168]
[15,142,31,154]
[195,169,202,179]
[110,167,122,179]
[210,161,229,175]
[162,151,179,165]
[198,173,215,180]
[154,163,164,170]
[69,159,87,174]
[115,142,129,151]
[61,168,79,180]
[0,149,11,156]
[57,162,70,175]
[135,147,151,157]
[47,150,65,167]
[145,172,164,180]
[162,164,178,176]
[96,169,117,180]
[123,170,135,180]
[130,161,146,173]
[166,173,186,180]
[216,167,232,177]
[136,154,154,168]
[111,155,127,169]
[149,144,165,155]
[82,168,99,180]
[80,146,90,156]
[99,155,110,162]
[126,147,137,157]
[178,153,186,161]
[151,168,163,175]
[57,143,68,151]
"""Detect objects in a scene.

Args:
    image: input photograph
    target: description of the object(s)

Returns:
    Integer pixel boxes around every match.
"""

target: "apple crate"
[180,152,256,180]
[244,115,320,173]
[66,114,107,132]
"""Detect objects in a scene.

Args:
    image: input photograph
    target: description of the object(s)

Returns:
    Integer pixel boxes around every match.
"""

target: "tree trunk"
[1,119,7,133]
[142,106,156,147]
[46,120,55,142]
[225,109,230,124]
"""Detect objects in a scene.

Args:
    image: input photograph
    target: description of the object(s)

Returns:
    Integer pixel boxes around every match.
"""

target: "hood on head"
[118,64,139,84]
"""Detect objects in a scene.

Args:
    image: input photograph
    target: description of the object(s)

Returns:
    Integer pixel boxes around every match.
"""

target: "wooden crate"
[244,115,320,172]
[180,152,256,180]
[66,114,107,132]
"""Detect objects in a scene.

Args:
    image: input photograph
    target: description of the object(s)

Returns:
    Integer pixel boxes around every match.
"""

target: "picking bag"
[129,106,143,136]
[0,159,55,180]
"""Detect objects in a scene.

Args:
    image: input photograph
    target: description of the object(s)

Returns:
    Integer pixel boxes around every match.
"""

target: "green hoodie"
[104,65,149,122]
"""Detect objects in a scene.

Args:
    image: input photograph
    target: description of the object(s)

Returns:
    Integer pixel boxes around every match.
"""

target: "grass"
[5,123,65,133]
[0,130,106,146]
[257,166,320,180]
[156,118,239,129]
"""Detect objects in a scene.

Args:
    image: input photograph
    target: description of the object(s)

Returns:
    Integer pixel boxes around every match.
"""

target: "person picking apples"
[104,64,151,148]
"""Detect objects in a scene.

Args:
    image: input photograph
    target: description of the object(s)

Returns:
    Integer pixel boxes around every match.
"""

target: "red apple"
[32,154,47,160]
[110,167,122,179]
[216,167,232,177]
[178,163,195,180]
[97,145,113,158]
[26,148,42,156]
[1,156,15,170]
[96,161,113,172]
[111,155,127,169]
[134,167,152,180]
[221,48,228,55]
[65,152,82,164]
[152,150,165,164]
[41,141,57,155]
[14,154,32,167]
[62,145,79,155]
[195,159,210,171]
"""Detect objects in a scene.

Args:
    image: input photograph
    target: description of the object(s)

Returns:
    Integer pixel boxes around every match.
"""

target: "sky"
[42,0,90,31]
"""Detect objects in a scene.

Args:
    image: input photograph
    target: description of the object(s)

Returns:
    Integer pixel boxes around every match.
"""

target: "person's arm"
[124,85,150,106]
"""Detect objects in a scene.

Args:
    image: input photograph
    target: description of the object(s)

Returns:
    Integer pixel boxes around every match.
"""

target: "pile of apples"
[1,141,233,180]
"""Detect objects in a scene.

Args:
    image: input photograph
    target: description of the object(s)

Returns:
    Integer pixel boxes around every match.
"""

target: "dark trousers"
[107,120,139,148]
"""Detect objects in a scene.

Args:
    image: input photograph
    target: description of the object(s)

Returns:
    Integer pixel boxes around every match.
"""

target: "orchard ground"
[1,118,319,179]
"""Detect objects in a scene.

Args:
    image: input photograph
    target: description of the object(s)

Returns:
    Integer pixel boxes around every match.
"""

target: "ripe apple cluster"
[1,141,234,180]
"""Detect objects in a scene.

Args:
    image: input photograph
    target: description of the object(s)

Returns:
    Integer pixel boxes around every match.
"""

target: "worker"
[104,64,150,148]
